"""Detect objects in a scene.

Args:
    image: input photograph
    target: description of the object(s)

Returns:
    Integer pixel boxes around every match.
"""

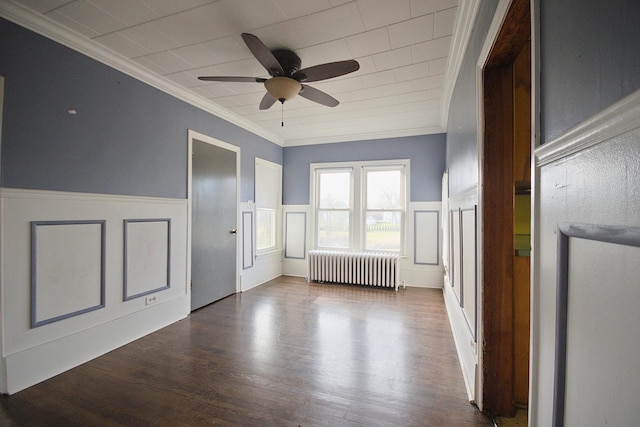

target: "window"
[312,160,408,253]
[255,158,282,253]
[364,168,402,251]
[316,169,352,249]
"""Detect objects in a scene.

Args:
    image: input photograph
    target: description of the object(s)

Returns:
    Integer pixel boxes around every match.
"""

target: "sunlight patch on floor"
[495,409,527,427]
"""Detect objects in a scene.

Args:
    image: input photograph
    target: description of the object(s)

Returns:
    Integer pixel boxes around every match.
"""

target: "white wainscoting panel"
[239,202,282,291]
[282,205,310,278]
[123,219,170,300]
[242,211,253,270]
[0,188,189,393]
[32,220,105,327]
[444,184,478,402]
[461,207,477,340]
[451,209,462,301]
[403,202,444,288]
[562,237,640,427]
[533,89,640,427]
[414,210,439,265]
[284,211,306,259]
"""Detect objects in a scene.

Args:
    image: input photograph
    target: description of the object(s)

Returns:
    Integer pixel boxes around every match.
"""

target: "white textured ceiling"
[5,0,464,146]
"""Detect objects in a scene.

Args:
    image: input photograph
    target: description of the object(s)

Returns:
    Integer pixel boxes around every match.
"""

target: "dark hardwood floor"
[0,276,491,426]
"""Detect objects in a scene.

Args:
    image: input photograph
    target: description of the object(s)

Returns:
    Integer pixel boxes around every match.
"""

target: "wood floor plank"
[0,276,491,426]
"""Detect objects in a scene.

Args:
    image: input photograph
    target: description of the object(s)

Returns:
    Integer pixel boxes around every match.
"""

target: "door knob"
[229,228,237,234]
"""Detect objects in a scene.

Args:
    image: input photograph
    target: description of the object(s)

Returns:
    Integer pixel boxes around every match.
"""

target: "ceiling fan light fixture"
[264,77,301,102]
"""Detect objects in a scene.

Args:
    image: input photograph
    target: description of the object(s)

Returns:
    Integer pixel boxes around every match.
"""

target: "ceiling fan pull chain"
[281,102,284,127]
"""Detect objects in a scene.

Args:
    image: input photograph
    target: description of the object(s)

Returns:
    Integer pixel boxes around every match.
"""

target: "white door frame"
[187,129,241,306]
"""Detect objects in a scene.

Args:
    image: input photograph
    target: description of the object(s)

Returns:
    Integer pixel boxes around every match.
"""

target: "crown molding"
[0,1,285,147]
[284,125,444,147]
[440,0,481,130]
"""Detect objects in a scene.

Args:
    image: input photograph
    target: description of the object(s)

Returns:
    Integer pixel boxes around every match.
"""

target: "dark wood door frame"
[480,0,531,417]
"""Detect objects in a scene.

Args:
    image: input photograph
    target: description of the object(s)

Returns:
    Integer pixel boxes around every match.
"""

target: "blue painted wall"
[540,0,640,142]
[282,134,446,205]
[445,0,498,197]
[0,18,282,201]
[446,0,640,196]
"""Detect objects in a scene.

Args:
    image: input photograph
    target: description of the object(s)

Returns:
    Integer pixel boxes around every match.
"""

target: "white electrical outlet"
[145,295,158,305]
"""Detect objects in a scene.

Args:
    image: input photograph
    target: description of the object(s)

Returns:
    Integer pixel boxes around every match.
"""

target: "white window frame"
[362,165,407,252]
[314,167,354,250]
[310,159,409,254]
[255,158,282,255]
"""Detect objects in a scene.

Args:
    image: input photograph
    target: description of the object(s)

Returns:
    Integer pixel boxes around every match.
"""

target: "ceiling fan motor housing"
[271,49,302,78]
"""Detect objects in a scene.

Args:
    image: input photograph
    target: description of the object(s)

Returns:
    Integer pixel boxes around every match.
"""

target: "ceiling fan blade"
[241,33,284,77]
[293,60,360,83]
[259,92,277,110]
[299,85,339,107]
[198,76,267,83]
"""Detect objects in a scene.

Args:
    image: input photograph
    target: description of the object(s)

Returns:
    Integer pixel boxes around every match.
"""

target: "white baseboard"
[401,267,444,288]
[241,250,283,292]
[282,258,307,277]
[443,284,477,402]
[4,296,189,394]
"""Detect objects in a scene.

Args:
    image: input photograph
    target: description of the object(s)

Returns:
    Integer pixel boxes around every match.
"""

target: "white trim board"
[444,283,478,402]
[536,88,640,166]
[529,2,542,426]
[0,187,186,205]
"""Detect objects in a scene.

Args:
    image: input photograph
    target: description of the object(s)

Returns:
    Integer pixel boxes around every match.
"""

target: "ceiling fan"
[198,33,360,111]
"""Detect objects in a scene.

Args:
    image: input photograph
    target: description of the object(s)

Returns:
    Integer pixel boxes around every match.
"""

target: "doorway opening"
[480,0,531,418]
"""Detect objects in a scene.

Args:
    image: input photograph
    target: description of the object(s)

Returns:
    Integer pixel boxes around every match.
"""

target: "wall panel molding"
[414,210,440,265]
[242,211,254,270]
[282,205,310,278]
[123,219,171,301]
[450,208,462,304]
[31,220,106,328]
[461,206,478,341]
[553,222,640,427]
[284,212,306,259]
